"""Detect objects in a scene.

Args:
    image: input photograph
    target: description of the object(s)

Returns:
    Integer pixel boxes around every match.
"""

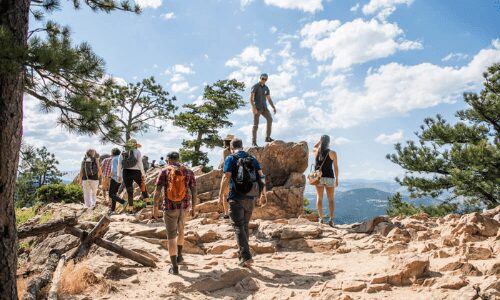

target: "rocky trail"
[17,201,500,300]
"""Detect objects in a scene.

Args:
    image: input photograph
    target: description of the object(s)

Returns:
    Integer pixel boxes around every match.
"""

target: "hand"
[252,106,258,115]
[272,107,277,114]
[335,181,339,188]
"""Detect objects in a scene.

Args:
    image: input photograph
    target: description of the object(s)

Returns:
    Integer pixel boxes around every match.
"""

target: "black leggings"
[123,169,148,205]
[108,178,126,211]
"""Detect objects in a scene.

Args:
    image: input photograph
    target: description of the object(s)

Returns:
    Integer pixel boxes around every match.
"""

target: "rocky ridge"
[17,202,500,299]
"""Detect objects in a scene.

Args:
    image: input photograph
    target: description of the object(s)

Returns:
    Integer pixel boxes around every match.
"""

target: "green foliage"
[15,207,38,227]
[175,79,246,167]
[303,197,314,214]
[133,200,147,210]
[387,64,500,209]
[16,144,65,207]
[18,241,31,251]
[36,183,83,204]
[39,210,54,224]
[95,77,177,144]
[387,193,458,217]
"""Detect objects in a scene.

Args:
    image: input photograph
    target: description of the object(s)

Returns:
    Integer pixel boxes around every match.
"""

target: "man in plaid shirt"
[101,155,113,204]
[152,151,197,275]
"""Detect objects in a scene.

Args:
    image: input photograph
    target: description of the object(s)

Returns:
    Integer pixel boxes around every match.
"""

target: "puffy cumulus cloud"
[309,40,500,129]
[165,64,197,94]
[225,46,271,68]
[375,130,403,144]
[300,18,422,70]
[267,72,295,98]
[350,3,360,12]
[135,0,162,9]
[264,0,323,13]
[333,137,351,145]
[362,0,414,21]
[270,26,278,34]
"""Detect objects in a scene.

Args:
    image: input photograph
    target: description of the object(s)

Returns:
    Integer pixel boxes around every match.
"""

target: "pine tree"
[0,0,139,297]
[95,77,177,144]
[387,63,500,209]
[175,79,245,167]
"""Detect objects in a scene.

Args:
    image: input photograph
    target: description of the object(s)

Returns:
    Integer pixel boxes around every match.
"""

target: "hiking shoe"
[318,218,324,224]
[168,266,179,275]
[239,258,254,268]
[252,142,259,147]
[177,256,184,264]
[328,219,334,227]
[223,214,230,219]
[107,210,116,216]
[265,137,275,142]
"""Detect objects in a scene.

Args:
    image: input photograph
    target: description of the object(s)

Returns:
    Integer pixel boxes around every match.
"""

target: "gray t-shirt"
[251,83,270,112]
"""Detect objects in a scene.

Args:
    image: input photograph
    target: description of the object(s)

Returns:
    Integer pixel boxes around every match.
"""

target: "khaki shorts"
[163,209,185,240]
[317,177,335,187]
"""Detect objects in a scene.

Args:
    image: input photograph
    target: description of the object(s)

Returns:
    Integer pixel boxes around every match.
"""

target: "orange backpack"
[166,165,186,202]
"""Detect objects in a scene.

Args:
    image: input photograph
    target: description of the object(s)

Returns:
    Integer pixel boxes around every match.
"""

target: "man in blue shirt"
[218,138,265,267]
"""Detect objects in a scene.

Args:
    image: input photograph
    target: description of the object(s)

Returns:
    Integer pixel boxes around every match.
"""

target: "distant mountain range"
[304,185,439,225]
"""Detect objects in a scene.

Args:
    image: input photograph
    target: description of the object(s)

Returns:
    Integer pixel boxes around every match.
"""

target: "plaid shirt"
[155,163,196,211]
[101,157,113,177]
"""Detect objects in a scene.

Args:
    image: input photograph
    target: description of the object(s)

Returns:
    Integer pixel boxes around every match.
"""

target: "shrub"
[303,197,314,214]
[36,183,83,204]
[133,200,146,210]
[387,193,458,217]
[15,207,37,227]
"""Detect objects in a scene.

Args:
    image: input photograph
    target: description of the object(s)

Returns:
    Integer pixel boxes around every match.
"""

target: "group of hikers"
[77,73,339,274]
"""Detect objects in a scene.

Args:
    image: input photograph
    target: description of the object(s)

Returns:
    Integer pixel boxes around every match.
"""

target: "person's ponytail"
[319,135,330,161]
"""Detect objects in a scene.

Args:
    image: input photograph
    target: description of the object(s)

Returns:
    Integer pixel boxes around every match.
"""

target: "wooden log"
[23,251,60,300]
[48,254,66,300]
[18,216,78,239]
[68,214,110,259]
[65,226,156,268]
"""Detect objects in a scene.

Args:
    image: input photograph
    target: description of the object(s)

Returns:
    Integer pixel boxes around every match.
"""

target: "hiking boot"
[328,219,334,227]
[265,137,275,143]
[168,266,179,275]
[239,258,254,268]
[177,255,184,264]
[252,142,259,147]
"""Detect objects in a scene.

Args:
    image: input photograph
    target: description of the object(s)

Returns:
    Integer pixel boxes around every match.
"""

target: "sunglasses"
[260,77,268,81]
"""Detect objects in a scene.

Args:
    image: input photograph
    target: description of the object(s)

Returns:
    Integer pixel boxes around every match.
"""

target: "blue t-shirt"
[223,151,262,200]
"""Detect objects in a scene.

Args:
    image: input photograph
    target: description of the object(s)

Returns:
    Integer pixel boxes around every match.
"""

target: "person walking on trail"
[80,149,102,209]
[121,139,148,213]
[218,134,234,219]
[218,138,265,267]
[250,73,277,147]
[101,155,112,205]
[158,157,166,167]
[152,151,197,275]
[108,148,127,215]
[312,135,339,227]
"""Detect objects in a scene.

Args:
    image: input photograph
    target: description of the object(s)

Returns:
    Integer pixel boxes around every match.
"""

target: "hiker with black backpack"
[79,149,102,209]
[120,139,149,213]
[218,138,265,268]
[152,151,197,275]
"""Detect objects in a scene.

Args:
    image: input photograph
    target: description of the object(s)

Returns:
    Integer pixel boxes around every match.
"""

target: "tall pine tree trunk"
[0,0,29,298]
[193,131,203,166]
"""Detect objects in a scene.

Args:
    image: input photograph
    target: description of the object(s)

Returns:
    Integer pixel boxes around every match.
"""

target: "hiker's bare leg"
[315,185,325,220]
[326,186,335,221]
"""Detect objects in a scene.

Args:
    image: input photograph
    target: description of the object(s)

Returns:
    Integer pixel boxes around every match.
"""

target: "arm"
[97,160,103,178]
[218,172,231,207]
[266,95,276,114]
[137,151,145,175]
[313,140,321,157]
[250,92,257,114]
[189,185,198,217]
[330,151,339,187]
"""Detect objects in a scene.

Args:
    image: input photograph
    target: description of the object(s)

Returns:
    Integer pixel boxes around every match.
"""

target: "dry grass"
[58,261,110,297]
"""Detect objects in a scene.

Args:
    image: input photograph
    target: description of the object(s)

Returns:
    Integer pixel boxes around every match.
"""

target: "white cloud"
[270,26,278,34]
[267,72,296,98]
[308,40,500,129]
[135,0,162,9]
[375,130,403,144]
[300,18,422,70]
[225,46,270,68]
[171,81,197,94]
[442,52,469,62]
[333,137,351,145]
[240,0,254,8]
[264,0,323,13]
[350,3,360,12]
[362,0,413,20]
[172,64,194,74]
[161,12,175,20]
[302,91,319,98]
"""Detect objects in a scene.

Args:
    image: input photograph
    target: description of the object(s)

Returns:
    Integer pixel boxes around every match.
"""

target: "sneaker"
[265,137,275,142]
[107,210,116,216]
[328,219,334,227]
[318,218,324,224]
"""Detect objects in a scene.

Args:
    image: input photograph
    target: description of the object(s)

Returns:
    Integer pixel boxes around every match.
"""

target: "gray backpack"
[121,150,138,169]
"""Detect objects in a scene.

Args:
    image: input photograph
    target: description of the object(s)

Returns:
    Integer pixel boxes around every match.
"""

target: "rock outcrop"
[127,140,308,220]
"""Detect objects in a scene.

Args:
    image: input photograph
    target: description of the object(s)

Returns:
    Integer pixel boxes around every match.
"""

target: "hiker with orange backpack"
[152,151,197,275]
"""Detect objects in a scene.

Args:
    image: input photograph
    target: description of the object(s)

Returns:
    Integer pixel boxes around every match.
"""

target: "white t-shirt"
[120,149,145,175]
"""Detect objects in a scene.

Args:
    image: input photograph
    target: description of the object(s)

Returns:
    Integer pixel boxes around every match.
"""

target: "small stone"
[366,283,391,293]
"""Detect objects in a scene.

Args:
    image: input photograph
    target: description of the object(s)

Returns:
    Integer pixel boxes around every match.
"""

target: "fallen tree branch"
[18,216,78,239]
[65,226,157,268]
[68,214,110,260]
[48,254,66,300]
[23,251,60,300]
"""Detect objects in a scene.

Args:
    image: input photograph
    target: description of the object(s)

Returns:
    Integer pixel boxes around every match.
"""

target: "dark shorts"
[163,209,185,240]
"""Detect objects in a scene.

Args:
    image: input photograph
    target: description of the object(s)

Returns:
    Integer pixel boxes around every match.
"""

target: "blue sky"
[23,0,500,181]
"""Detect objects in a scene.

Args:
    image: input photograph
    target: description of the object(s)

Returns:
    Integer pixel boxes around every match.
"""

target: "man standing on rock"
[218,138,265,267]
[153,151,197,275]
[250,73,276,147]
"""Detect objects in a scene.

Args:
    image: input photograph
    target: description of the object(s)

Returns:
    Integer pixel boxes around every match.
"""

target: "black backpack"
[121,150,138,169]
[82,157,98,177]
[232,154,262,197]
